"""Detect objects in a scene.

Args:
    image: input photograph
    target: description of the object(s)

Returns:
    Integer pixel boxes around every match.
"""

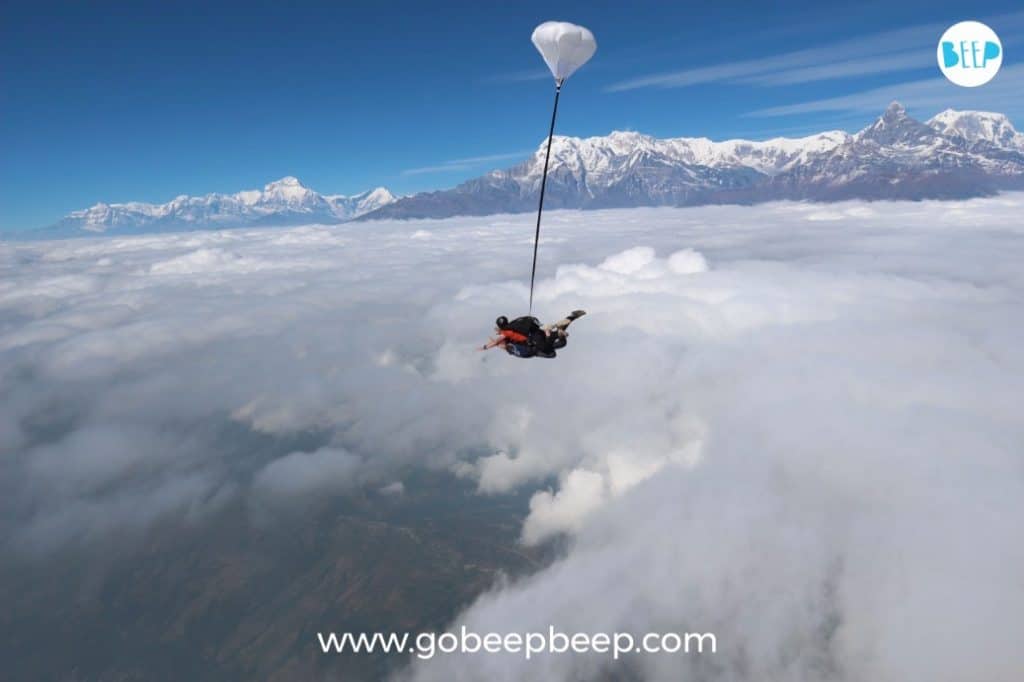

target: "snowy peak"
[325,187,397,219]
[262,175,305,192]
[265,175,303,190]
[351,186,396,207]
[854,101,941,148]
[52,178,397,235]
[360,187,395,203]
[927,109,1024,150]
[259,176,322,206]
[860,101,910,132]
[67,203,131,233]
[882,101,908,123]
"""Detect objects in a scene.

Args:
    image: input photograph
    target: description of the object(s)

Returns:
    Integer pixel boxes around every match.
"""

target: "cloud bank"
[2,197,1023,680]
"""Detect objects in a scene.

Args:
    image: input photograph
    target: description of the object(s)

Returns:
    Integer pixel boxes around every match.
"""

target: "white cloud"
[379,480,405,496]
[2,196,1024,680]
[522,469,606,545]
[251,447,361,506]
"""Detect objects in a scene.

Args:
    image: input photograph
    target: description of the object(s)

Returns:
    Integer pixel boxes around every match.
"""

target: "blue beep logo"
[938,21,1002,87]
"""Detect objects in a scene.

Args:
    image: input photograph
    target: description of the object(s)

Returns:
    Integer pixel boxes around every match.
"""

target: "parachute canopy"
[531,21,597,83]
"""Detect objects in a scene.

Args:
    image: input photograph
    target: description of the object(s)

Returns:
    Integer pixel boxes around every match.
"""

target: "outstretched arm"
[479,337,504,351]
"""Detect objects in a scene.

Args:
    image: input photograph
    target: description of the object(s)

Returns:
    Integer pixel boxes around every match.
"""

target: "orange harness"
[500,329,530,344]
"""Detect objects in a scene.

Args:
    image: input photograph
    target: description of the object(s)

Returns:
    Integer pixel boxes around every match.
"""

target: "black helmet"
[495,316,509,328]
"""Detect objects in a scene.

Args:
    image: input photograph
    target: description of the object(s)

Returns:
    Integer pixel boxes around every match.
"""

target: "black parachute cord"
[528,79,563,316]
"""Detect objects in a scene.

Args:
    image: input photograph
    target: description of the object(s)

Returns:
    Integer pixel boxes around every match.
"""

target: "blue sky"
[2,0,1023,230]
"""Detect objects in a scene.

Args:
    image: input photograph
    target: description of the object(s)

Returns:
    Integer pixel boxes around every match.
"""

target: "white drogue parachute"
[524,21,597,318]
[530,21,597,83]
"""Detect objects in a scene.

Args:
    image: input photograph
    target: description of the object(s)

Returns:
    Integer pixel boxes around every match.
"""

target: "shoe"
[568,310,586,320]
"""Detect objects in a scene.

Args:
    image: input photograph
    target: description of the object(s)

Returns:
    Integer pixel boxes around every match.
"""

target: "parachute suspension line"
[528,79,563,315]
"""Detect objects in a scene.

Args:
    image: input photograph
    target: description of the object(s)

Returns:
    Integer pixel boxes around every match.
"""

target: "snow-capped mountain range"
[362,103,1024,220]
[42,104,1024,236]
[49,177,395,235]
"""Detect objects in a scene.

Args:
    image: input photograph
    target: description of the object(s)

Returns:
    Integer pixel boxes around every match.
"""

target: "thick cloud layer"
[2,197,1023,680]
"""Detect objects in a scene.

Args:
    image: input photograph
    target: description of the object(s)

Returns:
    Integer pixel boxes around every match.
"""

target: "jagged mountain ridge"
[49,177,396,235]
[362,103,1024,220]
[41,104,1024,236]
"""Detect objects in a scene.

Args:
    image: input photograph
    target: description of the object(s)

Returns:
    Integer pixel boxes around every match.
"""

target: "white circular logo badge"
[938,21,1003,87]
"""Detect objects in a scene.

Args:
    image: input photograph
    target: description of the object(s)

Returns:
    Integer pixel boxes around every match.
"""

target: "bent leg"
[544,317,573,334]
[539,311,582,352]
[551,310,585,333]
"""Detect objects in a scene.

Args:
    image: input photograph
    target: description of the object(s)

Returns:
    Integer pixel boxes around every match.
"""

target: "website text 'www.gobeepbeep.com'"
[318,626,717,660]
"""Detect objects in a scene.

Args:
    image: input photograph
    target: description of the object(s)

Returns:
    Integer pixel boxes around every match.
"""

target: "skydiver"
[479,311,586,358]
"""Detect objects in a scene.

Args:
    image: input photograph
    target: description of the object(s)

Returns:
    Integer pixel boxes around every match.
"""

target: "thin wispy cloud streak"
[746,63,1024,117]
[605,21,946,91]
[737,49,929,86]
[605,13,1024,92]
[401,151,531,176]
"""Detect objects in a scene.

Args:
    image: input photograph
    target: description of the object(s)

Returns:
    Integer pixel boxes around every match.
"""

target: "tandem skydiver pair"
[479,311,586,359]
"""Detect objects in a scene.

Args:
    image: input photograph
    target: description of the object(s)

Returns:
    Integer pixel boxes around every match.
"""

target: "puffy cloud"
[2,196,1024,680]
[521,468,606,545]
[251,447,361,506]
[379,480,405,496]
